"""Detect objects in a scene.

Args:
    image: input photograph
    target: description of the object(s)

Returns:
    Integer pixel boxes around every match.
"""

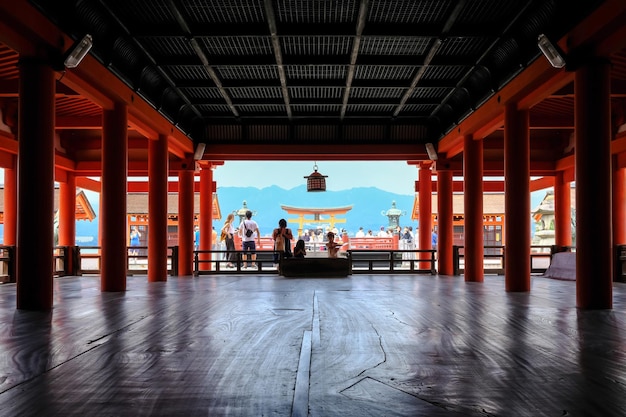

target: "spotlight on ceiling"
[537,34,566,69]
[425,143,438,161]
[304,162,328,192]
[63,34,93,69]
[193,142,206,161]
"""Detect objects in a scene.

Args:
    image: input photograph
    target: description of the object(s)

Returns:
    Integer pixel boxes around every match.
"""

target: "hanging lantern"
[304,162,328,192]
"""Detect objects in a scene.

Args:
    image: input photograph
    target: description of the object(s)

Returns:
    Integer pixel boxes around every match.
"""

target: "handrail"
[74,246,178,276]
[0,245,14,283]
[193,248,436,275]
[452,245,578,276]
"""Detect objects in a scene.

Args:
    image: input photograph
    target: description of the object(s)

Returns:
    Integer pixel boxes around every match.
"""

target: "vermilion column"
[59,173,76,275]
[575,58,612,309]
[555,170,572,247]
[101,102,128,292]
[3,165,16,246]
[614,167,626,245]
[437,166,453,275]
[58,173,76,246]
[463,134,484,282]
[504,104,530,292]
[418,162,433,268]
[148,134,169,282]
[178,169,195,276]
[16,58,55,310]
[199,165,213,270]
[614,167,626,281]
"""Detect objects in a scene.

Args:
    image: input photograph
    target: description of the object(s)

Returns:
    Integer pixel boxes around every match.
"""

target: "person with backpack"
[238,210,260,269]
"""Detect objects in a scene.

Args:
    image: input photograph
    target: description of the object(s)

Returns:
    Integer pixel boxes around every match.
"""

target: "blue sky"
[214,161,420,195]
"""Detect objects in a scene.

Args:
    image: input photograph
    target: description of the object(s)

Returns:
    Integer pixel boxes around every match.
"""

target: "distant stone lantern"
[381,200,406,229]
[234,200,256,224]
[304,162,328,192]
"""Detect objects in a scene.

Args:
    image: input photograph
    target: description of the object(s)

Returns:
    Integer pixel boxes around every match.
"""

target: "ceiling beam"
[264,0,292,120]
[340,0,369,120]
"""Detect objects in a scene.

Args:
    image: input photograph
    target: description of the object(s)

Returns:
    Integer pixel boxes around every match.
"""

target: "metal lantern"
[381,200,406,229]
[304,163,328,192]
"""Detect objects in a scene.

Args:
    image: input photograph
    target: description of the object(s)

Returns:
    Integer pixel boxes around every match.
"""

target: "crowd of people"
[186,213,437,269]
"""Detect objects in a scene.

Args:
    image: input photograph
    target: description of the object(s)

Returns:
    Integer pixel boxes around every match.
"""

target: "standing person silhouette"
[238,210,260,269]
[129,226,141,262]
[272,218,294,264]
[221,213,237,268]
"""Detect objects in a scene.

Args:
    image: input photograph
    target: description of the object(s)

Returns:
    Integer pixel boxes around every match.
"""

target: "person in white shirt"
[238,210,261,268]
[355,227,365,237]
[377,226,387,237]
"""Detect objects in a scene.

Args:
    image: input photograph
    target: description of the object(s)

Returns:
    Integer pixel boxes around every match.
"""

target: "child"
[293,239,306,258]
[325,231,341,258]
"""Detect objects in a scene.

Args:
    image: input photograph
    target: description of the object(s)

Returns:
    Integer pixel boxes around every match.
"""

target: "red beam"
[203,143,429,161]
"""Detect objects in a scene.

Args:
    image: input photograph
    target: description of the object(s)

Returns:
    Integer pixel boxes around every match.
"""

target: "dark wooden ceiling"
[0,0,625,173]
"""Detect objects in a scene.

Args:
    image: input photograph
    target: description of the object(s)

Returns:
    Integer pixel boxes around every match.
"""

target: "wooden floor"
[1,274,626,417]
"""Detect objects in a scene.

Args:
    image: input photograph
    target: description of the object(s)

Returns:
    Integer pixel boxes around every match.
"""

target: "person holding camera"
[272,218,294,265]
[238,210,260,269]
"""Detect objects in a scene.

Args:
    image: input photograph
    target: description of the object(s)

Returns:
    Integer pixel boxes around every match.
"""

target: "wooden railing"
[9,242,626,282]
[452,245,577,276]
[73,246,179,276]
[0,246,14,283]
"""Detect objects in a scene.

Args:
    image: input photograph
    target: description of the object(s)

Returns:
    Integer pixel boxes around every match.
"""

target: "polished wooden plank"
[1,275,626,416]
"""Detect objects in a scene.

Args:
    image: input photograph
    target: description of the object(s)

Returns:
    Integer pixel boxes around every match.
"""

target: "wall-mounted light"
[537,34,566,69]
[194,142,206,161]
[425,142,438,161]
[63,34,93,69]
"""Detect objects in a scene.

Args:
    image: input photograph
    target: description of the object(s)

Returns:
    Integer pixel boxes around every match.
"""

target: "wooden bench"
[280,257,351,278]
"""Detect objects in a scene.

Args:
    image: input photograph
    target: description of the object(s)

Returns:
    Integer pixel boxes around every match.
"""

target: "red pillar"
[437,166,453,275]
[178,169,195,276]
[418,162,432,268]
[199,165,214,270]
[58,173,76,246]
[148,134,169,282]
[3,165,16,246]
[575,58,612,309]
[504,104,530,292]
[554,171,572,247]
[101,102,128,292]
[59,173,76,275]
[614,167,626,281]
[16,58,55,310]
[614,167,626,245]
[463,134,484,282]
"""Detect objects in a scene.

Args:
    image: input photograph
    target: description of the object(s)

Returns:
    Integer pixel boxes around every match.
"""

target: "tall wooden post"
[418,162,433,268]
[554,170,572,247]
[199,164,214,270]
[575,58,612,309]
[59,173,77,275]
[463,134,484,282]
[178,169,195,276]
[101,102,128,292]
[148,134,169,282]
[504,104,530,292]
[436,165,453,275]
[16,58,55,310]
[3,165,17,246]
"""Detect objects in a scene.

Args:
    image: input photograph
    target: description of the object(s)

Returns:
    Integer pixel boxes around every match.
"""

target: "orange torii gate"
[280,205,353,236]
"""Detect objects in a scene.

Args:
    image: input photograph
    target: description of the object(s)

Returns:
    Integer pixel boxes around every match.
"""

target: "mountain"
[5,186,547,245]
[217,184,415,236]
